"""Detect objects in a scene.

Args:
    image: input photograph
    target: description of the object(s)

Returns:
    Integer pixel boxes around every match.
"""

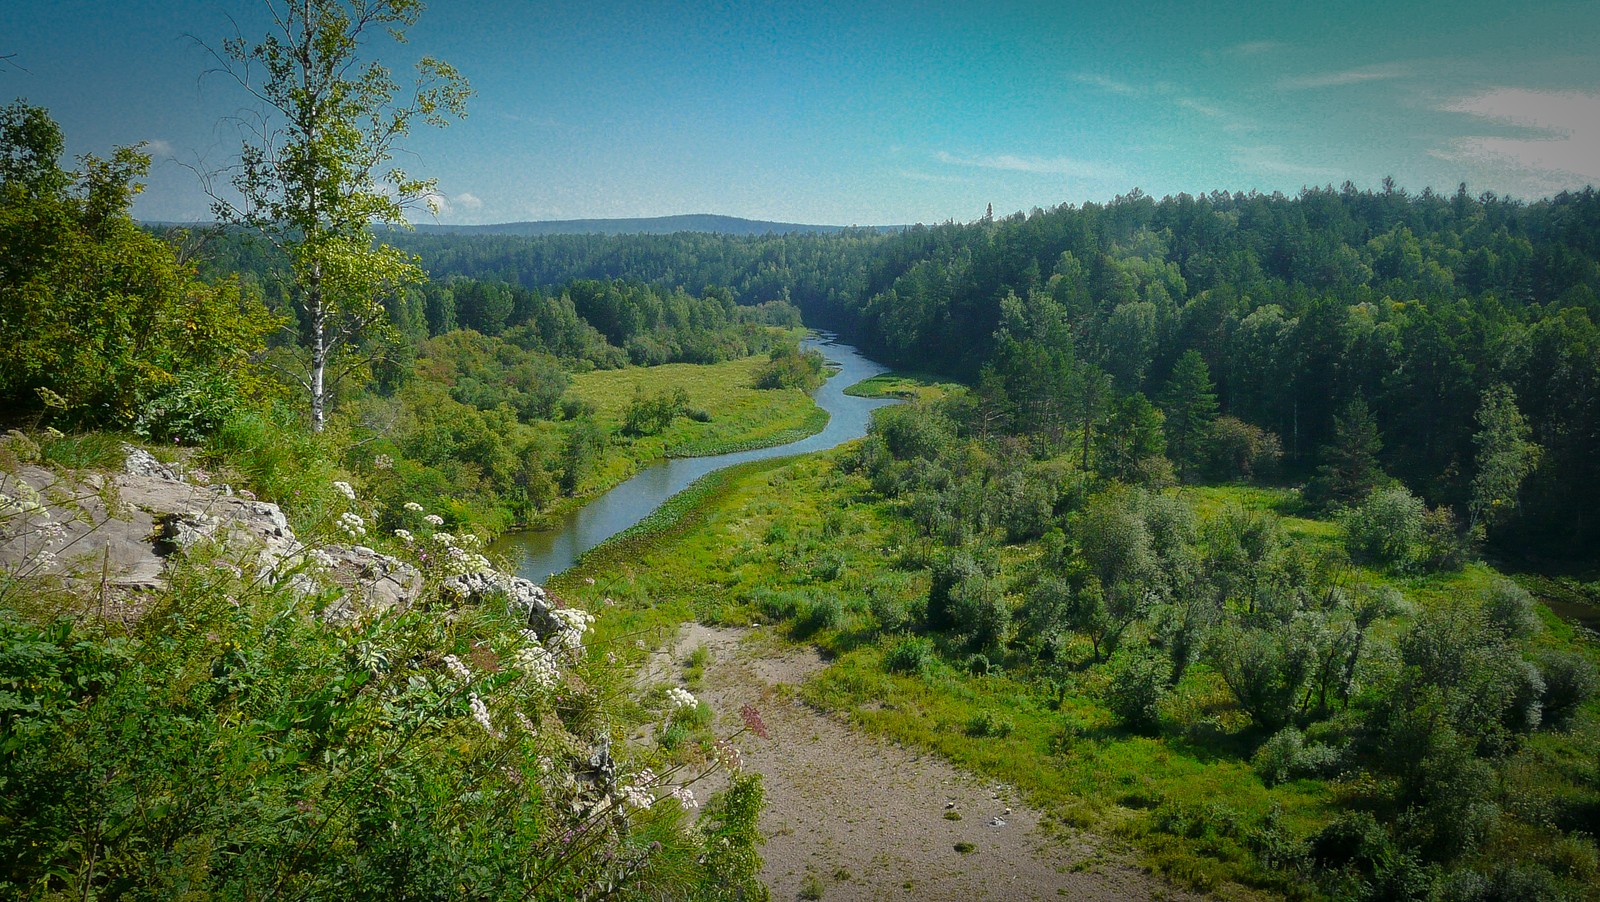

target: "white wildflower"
[337,512,366,538]
[548,607,594,653]
[665,687,698,712]
[393,528,414,543]
[514,643,559,688]
[332,480,357,501]
[443,653,473,683]
[373,454,394,471]
[458,531,483,549]
[620,783,653,810]
[423,513,444,526]
[516,712,537,733]
[712,738,743,771]
[404,502,425,512]
[310,549,337,569]
[670,785,698,809]
[469,693,503,739]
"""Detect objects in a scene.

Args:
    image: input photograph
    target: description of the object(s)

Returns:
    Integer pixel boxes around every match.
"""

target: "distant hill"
[403,214,880,237]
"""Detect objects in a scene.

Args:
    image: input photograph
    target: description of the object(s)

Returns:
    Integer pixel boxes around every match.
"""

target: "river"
[495,333,898,582]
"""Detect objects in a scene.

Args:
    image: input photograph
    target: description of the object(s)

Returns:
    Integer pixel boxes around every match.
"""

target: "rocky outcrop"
[0,448,421,615]
[440,570,558,633]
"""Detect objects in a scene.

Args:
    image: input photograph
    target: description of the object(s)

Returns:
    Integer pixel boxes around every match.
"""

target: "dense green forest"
[363,187,1600,560]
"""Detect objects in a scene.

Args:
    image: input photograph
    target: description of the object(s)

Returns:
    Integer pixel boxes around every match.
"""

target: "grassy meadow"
[550,446,1600,899]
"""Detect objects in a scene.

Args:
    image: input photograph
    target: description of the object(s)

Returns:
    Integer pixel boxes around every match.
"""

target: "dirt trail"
[644,624,1202,901]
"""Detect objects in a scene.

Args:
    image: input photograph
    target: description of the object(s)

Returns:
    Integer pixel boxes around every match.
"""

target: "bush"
[884,636,934,675]
[965,710,1014,738]
[1482,580,1542,640]
[795,594,844,635]
[1106,647,1170,734]
[1252,727,1342,786]
[1205,416,1283,482]
[1537,650,1598,730]
[1342,486,1426,569]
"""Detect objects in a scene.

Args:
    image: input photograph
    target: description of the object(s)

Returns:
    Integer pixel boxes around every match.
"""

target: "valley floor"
[646,622,1205,901]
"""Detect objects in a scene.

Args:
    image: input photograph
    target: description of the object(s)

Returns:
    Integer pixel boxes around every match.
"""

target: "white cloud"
[143,139,174,156]
[454,191,484,210]
[1074,74,1141,96]
[1176,98,1225,119]
[1279,63,1408,90]
[421,191,448,215]
[936,151,1120,180]
[1436,88,1600,187]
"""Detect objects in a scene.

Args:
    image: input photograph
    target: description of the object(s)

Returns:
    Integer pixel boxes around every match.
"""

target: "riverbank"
[496,334,897,582]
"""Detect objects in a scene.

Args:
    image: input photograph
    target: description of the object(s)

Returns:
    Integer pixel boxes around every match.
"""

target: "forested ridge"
[354,185,1600,559]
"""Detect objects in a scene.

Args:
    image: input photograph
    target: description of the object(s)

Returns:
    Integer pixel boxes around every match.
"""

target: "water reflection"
[495,333,898,582]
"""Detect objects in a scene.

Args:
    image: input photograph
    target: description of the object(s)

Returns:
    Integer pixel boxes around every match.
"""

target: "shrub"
[1537,650,1598,730]
[884,636,934,675]
[1106,647,1170,734]
[1482,580,1541,640]
[965,710,1014,738]
[1205,416,1283,482]
[1342,486,1426,569]
[796,594,844,635]
[1252,727,1342,786]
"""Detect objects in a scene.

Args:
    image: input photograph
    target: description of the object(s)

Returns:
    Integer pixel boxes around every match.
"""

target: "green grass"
[518,354,830,530]
[557,455,1600,900]
[842,371,960,402]
[568,355,826,459]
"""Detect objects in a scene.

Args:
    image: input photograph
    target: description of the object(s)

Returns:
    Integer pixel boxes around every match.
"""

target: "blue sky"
[3,0,1597,225]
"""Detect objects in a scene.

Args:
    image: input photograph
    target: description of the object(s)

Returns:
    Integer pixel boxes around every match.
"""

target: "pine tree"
[1158,350,1218,477]
[1306,398,1385,509]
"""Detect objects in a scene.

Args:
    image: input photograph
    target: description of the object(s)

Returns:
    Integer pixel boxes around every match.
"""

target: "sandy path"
[643,624,1202,902]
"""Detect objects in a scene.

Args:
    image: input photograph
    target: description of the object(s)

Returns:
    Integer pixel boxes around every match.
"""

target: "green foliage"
[1535,649,1598,730]
[1106,646,1170,734]
[624,386,690,437]
[1306,399,1385,511]
[753,343,825,391]
[1204,416,1282,483]
[883,636,934,675]
[211,0,471,431]
[1158,350,1219,477]
[965,710,1014,738]
[0,103,277,431]
[1470,384,1541,532]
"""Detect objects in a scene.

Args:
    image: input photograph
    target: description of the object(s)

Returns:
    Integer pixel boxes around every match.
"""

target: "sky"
[2,0,1598,226]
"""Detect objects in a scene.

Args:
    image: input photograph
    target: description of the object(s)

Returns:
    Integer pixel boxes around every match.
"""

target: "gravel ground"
[643,624,1205,902]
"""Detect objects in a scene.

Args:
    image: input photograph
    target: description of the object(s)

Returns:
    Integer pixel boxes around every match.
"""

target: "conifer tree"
[1307,397,1385,509]
[1158,350,1218,477]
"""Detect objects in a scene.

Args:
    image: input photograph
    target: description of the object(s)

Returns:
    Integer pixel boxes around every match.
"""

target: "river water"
[495,333,897,582]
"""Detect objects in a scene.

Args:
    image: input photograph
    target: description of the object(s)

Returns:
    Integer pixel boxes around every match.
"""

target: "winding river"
[495,333,898,582]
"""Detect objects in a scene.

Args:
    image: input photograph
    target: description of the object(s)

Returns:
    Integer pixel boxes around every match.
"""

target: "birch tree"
[208,0,469,431]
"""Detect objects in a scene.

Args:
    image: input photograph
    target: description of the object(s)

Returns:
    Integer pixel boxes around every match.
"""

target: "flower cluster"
[337,512,367,538]
[618,768,657,809]
[712,738,744,771]
[469,693,503,740]
[514,635,559,689]
[668,785,698,809]
[332,480,357,501]
[423,513,444,526]
[739,704,769,739]
[403,501,424,512]
[665,687,697,712]
[443,653,473,684]
[393,528,414,543]
[548,607,595,653]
